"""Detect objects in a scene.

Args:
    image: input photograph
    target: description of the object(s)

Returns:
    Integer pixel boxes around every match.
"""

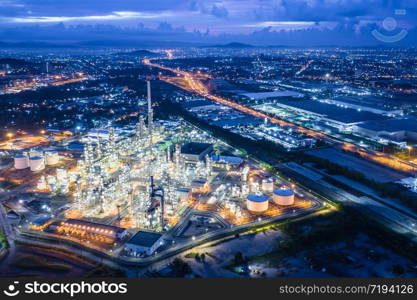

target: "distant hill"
[0,58,32,67]
[201,42,254,48]
[114,49,159,57]
[16,41,73,48]
[0,41,73,48]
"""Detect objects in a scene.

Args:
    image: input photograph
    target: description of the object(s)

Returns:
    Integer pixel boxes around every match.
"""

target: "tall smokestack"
[147,80,151,111]
[147,80,153,136]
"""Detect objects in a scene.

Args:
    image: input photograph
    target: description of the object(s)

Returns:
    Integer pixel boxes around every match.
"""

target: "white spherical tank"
[14,154,29,169]
[45,150,59,165]
[273,189,295,206]
[261,178,274,193]
[246,194,269,212]
[29,156,45,172]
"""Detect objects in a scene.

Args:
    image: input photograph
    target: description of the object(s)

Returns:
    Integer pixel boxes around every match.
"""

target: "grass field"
[0,229,7,250]
[11,255,71,273]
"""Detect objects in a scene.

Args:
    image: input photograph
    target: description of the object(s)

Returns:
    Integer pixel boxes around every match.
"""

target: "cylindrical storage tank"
[37,180,48,190]
[261,178,274,193]
[45,150,59,165]
[29,150,43,158]
[273,189,295,206]
[29,156,45,172]
[14,154,29,169]
[246,194,269,212]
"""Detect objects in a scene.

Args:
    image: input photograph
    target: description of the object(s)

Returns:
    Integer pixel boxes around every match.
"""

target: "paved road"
[17,199,322,270]
[281,163,417,242]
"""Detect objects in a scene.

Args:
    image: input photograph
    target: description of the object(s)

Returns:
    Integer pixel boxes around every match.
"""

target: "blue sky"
[0,0,416,45]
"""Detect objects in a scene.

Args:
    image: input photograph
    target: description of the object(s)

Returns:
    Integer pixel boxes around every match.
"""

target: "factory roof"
[211,155,243,164]
[29,156,43,160]
[273,189,294,196]
[181,142,213,155]
[6,210,19,219]
[358,118,417,133]
[332,96,398,112]
[275,100,386,124]
[241,90,304,100]
[45,150,58,154]
[88,128,110,134]
[213,117,262,127]
[247,194,269,202]
[68,143,84,150]
[126,230,162,248]
[181,99,214,109]
[32,216,53,227]
[64,219,127,235]
[191,179,207,185]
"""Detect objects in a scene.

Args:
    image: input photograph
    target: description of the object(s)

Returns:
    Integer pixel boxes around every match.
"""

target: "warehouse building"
[355,118,417,144]
[274,100,386,132]
[181,142,213,163]
[124,230,164,256]
[325,96,403,116]
[55,219,128,244]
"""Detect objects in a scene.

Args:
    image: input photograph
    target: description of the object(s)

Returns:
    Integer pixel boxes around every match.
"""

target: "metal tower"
[147,80,153,136]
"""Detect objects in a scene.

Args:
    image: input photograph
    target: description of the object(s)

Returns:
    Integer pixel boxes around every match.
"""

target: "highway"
[142,58,417,175]
[281,163,417,242]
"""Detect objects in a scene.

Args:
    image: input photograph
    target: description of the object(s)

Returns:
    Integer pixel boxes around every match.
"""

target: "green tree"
[170,258,192,277]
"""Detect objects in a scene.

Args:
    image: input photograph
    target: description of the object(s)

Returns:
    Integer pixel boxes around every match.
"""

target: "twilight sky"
[0,0,416,46]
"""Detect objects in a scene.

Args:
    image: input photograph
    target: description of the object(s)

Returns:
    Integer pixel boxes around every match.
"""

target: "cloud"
[211,3,228,18]
[0,0,415,45]
[10,11,172,23]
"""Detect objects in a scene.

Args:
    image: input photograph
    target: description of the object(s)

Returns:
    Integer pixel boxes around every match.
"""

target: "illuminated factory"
[22,81,306,251]
[56,219,129,244]
[13,148,61,171]
[66,81,218,232]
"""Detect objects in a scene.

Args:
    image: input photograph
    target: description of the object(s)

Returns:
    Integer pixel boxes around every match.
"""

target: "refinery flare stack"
[147,80,153,137]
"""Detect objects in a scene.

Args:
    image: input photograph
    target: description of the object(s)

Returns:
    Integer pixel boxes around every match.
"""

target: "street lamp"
[407,146,412,158]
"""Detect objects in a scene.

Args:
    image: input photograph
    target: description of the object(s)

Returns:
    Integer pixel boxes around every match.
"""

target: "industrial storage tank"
[29,156,45,172]
[273,189,295,206]
[261,178,274,193]
[246,194,269,212]
[29,149,43,158]
[45,150,59,165]
[14,154,29,169]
